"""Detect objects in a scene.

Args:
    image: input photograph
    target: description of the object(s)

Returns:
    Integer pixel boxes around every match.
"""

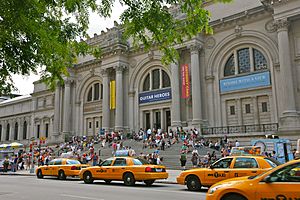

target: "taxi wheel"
[221,194,247,200]
[58,170,66,180]
[186,176,201,191]
[123,173,135,186]
[37,170,43,179]
[144,180,155,186]
[83,171,94,184]
[105,180,112,184]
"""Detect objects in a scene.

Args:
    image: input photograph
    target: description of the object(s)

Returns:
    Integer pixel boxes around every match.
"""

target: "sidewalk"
[0,169,182,184]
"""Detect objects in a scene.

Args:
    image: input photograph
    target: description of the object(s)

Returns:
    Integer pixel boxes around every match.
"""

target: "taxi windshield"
[66,160,81,165]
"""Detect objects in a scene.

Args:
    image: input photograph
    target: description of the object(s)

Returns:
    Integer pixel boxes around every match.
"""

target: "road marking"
[60,194,104,200]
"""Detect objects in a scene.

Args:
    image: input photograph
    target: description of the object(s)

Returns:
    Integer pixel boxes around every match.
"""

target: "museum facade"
[1,0,300,145]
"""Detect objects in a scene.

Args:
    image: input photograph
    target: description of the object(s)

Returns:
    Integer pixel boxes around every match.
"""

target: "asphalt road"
[0,176,208,200]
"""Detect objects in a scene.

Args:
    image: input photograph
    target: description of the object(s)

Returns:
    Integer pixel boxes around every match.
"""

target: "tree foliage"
[0,0,232,95]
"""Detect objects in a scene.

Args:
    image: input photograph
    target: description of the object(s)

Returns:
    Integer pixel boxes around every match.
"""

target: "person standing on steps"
[180,151,187,170]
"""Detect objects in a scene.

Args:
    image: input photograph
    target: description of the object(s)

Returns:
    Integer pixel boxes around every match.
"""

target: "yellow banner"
[110,80,116,109]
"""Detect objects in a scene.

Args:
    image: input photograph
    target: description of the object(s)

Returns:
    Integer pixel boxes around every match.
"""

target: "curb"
[0,173,178,184]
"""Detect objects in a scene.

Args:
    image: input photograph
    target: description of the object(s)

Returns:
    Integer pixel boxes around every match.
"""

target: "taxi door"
[110,158,128,180]
[230,157,261,178]
[255,162,300,199]
[43,160,55,176]
[52,159,63,176]
[204,158,233,186]
[94,158,114,180]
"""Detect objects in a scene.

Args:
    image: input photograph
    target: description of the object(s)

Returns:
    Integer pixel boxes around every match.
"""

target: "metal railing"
[201,123,278,135]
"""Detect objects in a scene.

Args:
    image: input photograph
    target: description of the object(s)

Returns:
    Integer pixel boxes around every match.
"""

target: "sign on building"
[139,88,172,104]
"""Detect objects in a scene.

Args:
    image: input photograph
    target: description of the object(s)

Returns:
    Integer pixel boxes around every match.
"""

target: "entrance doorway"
[145,113,151,130]
[154,111,161,129]
[166,110,171,130]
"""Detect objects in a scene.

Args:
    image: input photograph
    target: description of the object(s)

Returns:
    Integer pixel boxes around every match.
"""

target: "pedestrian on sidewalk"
[180,151,187,170]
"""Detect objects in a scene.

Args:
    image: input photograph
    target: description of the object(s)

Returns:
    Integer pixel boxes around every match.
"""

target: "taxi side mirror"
[210,165,214,169]
[263,176,272,183]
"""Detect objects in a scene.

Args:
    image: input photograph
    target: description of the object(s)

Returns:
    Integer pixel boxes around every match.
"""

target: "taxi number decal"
[207,172,226,178]
[96,169,107,173]
[261,195,300,200]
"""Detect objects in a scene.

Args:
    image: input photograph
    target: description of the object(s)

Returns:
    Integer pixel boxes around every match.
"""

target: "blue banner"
[220,71,271,93]
[139,88,172,104]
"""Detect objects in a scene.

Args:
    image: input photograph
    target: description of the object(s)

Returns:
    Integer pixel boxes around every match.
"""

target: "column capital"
[101,68,110,77]
[128,91,136,97]
[64,79,73,86]
[189,44,202,55]
[274,19,289,32]
[114,65,128,73]
[205,75,215,83]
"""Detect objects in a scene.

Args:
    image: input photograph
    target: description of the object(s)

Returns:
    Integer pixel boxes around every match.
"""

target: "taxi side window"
[212,158,233,168]
[55,160,62,165]
[101,159,113,166]
[233,158,258,168]
[113,158,127,166]
[48,160,55,165]
[269,163,300,182]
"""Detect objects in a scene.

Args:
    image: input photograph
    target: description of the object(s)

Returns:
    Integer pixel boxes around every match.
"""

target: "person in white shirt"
[235,140,240,147]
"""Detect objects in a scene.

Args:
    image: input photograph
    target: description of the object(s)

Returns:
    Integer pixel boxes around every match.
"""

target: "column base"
[114,126,123,131]
[50,134,64,144]
[171,121,182,128]
[279,111,300,131]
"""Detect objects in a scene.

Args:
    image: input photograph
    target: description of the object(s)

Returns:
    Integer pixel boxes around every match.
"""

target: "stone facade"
[1,0,300,145]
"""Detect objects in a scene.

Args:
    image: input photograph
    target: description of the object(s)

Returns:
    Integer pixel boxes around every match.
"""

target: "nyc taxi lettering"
[207,172,225,178]
[261,195,300,200]
[96,169,107,173]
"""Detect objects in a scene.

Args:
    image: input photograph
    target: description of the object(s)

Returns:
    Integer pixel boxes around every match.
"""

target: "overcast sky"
[12,2,124,95]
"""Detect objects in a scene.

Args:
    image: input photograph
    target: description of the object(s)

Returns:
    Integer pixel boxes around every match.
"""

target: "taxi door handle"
[224,171,229,173]
[251,171,257,173]
[121,168,125,169]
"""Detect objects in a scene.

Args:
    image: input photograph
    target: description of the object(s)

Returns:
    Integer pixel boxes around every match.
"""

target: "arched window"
[87,88,93,102]
[23,121,27,140]
[14,122,18,140]
[143,74,150,91]
[142,68,171,91]
[6,123,10,141]
[87,82,102,102]
[224,47,268,77]
[162,70,171,88]
[224,54,235,76]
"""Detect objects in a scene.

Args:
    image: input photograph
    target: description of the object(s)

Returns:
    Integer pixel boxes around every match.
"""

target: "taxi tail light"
[71,166,77,170]
[145,167,155,172]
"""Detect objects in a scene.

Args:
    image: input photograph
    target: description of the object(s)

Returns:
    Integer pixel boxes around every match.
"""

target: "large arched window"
[23,121,27,140]
[6,123,10,141]
[87,82,103,102]
[224,47,268,77]
[142,68,171,91]
[14,122,18,140]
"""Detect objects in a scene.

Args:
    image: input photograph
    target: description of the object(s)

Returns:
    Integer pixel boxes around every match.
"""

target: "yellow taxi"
[206,159,300,200]
[177,155,280,191]
[79,156,168,186]
[36,158,89,180]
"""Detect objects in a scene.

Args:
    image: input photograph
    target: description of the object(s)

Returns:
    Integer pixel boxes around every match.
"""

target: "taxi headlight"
[208,187,218,194]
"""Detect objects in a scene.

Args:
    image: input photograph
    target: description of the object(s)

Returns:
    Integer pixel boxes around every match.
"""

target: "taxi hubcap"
[191,180,196,188]
[86,175,90,179]
[127,177,131,182]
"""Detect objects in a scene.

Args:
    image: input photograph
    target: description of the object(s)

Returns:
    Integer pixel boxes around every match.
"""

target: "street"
[0,176,207,200]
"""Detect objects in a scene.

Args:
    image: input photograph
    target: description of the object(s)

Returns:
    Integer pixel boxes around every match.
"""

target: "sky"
[12,2,124,95]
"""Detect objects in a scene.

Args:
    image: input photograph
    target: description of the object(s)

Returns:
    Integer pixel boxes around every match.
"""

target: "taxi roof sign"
[230,146,261,156]
[115,150,129,157]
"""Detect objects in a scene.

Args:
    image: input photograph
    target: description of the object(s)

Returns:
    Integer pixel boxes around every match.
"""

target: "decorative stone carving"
[100,68,109,77]
[274,19,289,32]
[148,50,154,60]
[129,58,137,68]
[205,37,216,49]
[265,20,276,33]
[189,44,202,55]
[234,25,243,37]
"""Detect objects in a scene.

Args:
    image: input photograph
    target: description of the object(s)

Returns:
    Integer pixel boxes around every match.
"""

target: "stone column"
[9,120,14,141]
[101,69,110,132]
[18,118,22,141]
[170,62,181,127]
[190,45,202,126]
[128,91,135,132]
[1,121,6,142]
[53,84,61,136]
[275,19,300,129]
[252,97,259,125]
[236,98,243,125]
[115,66,125,131]
[161,108,165,131]
[31,97,37,139]
[62,80,71,139]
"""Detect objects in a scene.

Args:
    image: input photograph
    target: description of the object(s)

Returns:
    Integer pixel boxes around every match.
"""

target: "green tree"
[0,0,231,95]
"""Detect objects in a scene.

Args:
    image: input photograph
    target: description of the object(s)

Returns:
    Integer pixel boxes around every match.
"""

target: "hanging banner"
[181,64,190,99]
[110,80,116,109]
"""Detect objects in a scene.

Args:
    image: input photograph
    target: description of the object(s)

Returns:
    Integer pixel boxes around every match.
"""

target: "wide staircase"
[93,139,220,170]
